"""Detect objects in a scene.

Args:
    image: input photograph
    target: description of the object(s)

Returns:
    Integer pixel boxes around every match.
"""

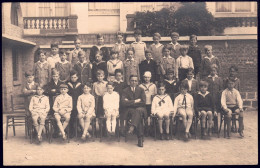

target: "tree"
[133,2,226,36]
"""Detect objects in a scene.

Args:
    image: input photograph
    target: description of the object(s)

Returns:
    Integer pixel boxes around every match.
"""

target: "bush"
[133,2,226,36]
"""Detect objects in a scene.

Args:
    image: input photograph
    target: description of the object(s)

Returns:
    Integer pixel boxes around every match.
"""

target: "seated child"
[194,81,216,138]
[103,82,120,136]
[163,68,179,102]
[139,49,157,83]
[53,84,73,140]
[107,49,124,82]
[151,82,174,140]
[176,45,194,82]
[139,71,157,136]
[221,79,244,138]
[92,69,108,132]
[29,85,50,142]
[77,83,96,140]
[55,49,72,83]
[124,47,140,85]
[92,50,108,82]
[173,82,194,141]
[181,68,199,96]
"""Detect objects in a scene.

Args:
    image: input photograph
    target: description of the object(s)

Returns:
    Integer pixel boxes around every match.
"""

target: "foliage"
[133,2,228,36]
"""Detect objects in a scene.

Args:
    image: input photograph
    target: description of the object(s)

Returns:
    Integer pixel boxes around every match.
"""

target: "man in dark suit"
[121,75,146,147]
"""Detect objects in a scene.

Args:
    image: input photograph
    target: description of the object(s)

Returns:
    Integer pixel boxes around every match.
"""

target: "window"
[216,2,232,12]
[11,3,18,25]
[55,3,67,16]
[39,3,51,16]
[88,2,119,15]
[141,5,153,12]
[235,2,251,12]
[12,48,18,81]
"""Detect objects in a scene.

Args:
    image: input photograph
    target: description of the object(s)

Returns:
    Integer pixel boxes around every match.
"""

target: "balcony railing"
[24,16,69,29]
[215,17,258,27]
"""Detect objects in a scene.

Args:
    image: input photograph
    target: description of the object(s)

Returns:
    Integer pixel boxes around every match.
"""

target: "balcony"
[23,15,78,36]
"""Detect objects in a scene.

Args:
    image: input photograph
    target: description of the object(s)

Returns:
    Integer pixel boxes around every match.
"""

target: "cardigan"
[194,91,215,114]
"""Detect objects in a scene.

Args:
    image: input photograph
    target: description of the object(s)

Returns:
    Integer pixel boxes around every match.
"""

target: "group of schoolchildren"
[24,29,244,147]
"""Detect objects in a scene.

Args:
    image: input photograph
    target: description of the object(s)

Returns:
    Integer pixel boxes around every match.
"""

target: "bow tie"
[158,99,165,106]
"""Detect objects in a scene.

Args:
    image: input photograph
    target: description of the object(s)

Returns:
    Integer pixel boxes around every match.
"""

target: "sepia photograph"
[2,1,258,165]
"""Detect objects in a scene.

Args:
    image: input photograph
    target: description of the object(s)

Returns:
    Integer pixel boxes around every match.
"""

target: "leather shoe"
[184,132,189,141]
[138,137,143,147]
[159,133,163,140]
[165,134,170,140]
[128,126,134,134]
[239,130,244,137]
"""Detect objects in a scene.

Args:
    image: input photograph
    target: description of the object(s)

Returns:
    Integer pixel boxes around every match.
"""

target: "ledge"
[39,44,114,49]
[2,34,36,46]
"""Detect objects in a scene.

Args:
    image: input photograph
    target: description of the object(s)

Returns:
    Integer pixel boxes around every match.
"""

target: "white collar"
[169,42,180,46]
[163,56,172,59]
[27,81,35,86]
[59,60,69,64]
[51,54,59,58]
[115,42,125,45]
[185,78,194,81]
[179,55,189,58]
[114,79,124,83]
[37,60,47,64]
[126,58,134,61]
[152,43,163,46]
[165,79,176,84]
[133,41,143,44]
[77,61,87,64]
[205,55,215,60]
[198,91,210,97]
[208,74,218,78]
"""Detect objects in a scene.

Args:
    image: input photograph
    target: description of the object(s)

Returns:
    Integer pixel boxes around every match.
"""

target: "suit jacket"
[73,61,92,84]
[181,78,199,94]
[55,61,72,83]
[33,61,51,87]
[44,80,64,108]
[121,86,146,108]
[89,45,110,63]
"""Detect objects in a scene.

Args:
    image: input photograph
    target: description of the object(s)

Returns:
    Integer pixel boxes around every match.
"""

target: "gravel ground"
[3,110,258,165]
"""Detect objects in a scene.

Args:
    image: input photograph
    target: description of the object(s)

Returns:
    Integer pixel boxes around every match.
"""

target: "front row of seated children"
[27,66,244,144]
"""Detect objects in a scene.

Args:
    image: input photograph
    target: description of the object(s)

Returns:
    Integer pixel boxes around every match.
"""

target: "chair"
[75,116,96,141]
[218,107,247,138]
[5,95,28,140]
[99,115,120,142]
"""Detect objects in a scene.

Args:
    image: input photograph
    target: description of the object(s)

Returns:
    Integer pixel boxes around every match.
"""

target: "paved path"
[3,110,258,165]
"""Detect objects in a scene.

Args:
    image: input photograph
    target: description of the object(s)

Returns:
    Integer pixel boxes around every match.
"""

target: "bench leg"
[12,118,16,136]
[5,117,9,140]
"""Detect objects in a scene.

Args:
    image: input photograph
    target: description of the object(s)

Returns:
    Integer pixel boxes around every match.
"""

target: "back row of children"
[25,30,242,143]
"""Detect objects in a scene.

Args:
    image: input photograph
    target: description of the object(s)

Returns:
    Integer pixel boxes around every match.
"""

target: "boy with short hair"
[33,50,52,88]
[124,47,140,85]
[139,49,157,83]
[53,84,73,140]
[224,65,240,91]
[73,50,92,85]
[89,33,110,63]
[92,50,108,82]
[77,83,95,140]
[151,82,174,140]
[55,49,72,83]
[200,45,221,80]
[176,45,194,82]
[173,82,194,141]
[112,31,128,61]
[187,35,202,78]
[22,71,39,116]
[221,79,244,138]
[163,68,179,102]
[181,68,199,95]
[47,43,60,69]
[139,71,157,136]
[69,38,83,66]
[103,82,120,136]
[168,32,181,60]
[29,85,50,142]
[194,81,215,138]
[130,29,147,64]
[159,45,176,81]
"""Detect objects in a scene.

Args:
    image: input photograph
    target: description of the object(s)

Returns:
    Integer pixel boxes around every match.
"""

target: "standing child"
[92,70,108,133]
[130,29,146,64]
[73,50,92,85]
[55,50,72,83]
[221,79,244,138]
[187,35,202,78]
[89,34,110,63]
[194,81,216,138]
[176,45,194,82]
[124,48,140,85]
[22,71,39,116]
[200,45,221,80]
[163,68,179,102]
[29,85,50,142]
[69,39,83,66]
[168,32,181,60]
[139,71,157,136]
[33,50,51,88]
[159,45,176,81]
[92,50,108,82]
[181,68,199,95]
[151,82,174,140]
[149,32,164,82]
[77,83,95,140]
[47,43,60,69]
[112,31,128,61]
[139,49,157,83]
[107,49,124,82]
[53,84,73,140]
[173,82,194,141]
[103,82,120,136]
[224,65,240,91]
[67,70,83,138]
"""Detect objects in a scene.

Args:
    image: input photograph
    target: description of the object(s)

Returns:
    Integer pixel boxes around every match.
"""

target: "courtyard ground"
[3,109,258,165]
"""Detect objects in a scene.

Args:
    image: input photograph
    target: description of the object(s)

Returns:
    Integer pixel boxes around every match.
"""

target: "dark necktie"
[182,94,187,109]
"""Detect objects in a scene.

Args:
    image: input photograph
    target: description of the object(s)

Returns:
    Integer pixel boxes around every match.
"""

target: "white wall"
[71,3,89,34]
[88,16,120,33]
